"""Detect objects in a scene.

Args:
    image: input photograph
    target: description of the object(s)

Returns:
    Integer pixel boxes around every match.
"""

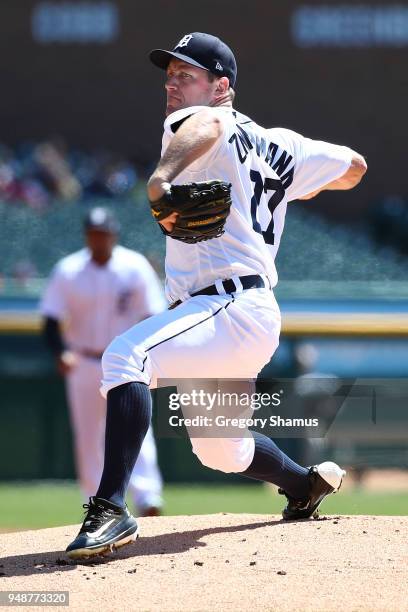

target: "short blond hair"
[207,72,235,102]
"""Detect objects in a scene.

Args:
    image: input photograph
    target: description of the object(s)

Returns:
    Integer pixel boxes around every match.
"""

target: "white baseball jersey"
[40,245,165,509]
[40,245,166,351]
[100,106,356,477]
[161,106,353,303]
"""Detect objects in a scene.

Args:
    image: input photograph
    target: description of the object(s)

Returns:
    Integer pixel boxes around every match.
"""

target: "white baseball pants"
[101,287,281,474]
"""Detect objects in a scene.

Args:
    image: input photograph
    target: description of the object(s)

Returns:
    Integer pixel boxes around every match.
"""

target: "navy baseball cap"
[149,32,237,88]
[83,207,120,234]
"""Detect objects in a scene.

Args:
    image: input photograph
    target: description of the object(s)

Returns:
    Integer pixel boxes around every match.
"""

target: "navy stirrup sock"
[96,382,152,507]
[242,431,310,500]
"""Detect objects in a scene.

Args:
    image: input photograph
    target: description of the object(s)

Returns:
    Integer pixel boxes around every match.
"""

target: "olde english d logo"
[176,34,193,48]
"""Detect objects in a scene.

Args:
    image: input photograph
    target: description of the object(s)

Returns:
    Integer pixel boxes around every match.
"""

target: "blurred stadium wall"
[1,0,407,222]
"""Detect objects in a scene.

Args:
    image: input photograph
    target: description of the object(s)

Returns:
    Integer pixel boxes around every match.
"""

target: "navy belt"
[169,274,269,309]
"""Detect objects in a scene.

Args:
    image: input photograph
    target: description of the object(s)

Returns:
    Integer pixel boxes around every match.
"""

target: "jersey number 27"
[250,169,285,245]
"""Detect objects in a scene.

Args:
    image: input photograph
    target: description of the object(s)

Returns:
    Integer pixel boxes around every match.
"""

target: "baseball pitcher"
[66,33,367,559]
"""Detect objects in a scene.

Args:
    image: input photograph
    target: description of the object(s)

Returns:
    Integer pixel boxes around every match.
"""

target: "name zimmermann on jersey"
[229,124,294,190]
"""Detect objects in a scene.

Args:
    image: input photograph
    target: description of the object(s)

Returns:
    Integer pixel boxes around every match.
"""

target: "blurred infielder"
[66,33,367,558]
[41,207,164,516]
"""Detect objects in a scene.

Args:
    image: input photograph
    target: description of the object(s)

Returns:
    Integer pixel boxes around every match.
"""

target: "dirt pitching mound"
[1,514,407,611]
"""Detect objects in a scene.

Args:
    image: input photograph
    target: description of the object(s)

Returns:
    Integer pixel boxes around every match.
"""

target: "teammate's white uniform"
[41,245,164,509]
[101,107,352,475]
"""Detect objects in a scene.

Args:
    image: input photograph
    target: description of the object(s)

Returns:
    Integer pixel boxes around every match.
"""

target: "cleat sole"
[66,526,139,560]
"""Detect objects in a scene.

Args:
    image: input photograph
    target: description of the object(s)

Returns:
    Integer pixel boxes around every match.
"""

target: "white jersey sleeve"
[129,254,166,316]
[161,105,225,164]
[267,128,353,202]
[40,264,68,320]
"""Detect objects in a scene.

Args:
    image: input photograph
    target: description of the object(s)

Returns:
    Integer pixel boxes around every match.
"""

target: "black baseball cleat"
[66,496,139,560]
[279,461,346,521]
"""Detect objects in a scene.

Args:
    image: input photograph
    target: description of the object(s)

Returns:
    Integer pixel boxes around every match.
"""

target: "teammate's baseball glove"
[150,180,232,244]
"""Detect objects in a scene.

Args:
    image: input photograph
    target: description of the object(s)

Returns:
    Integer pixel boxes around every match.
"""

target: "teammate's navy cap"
[83,207,120,234]
[149,32,237,88]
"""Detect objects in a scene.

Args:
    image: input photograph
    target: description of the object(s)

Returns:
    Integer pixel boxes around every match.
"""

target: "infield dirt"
[1,514,407,611]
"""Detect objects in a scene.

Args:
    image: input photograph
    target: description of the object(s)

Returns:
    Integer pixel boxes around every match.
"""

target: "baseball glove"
[150,180,232,244]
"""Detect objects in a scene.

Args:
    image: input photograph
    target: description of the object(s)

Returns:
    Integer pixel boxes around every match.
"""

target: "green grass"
[164,485,408,517]
[0,482,406,531]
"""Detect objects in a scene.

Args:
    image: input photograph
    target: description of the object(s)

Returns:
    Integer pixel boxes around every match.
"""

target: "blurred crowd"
[2,137,408,259]
[1,138,407,287]
[0,138,140,210]
[371,195,408,257]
